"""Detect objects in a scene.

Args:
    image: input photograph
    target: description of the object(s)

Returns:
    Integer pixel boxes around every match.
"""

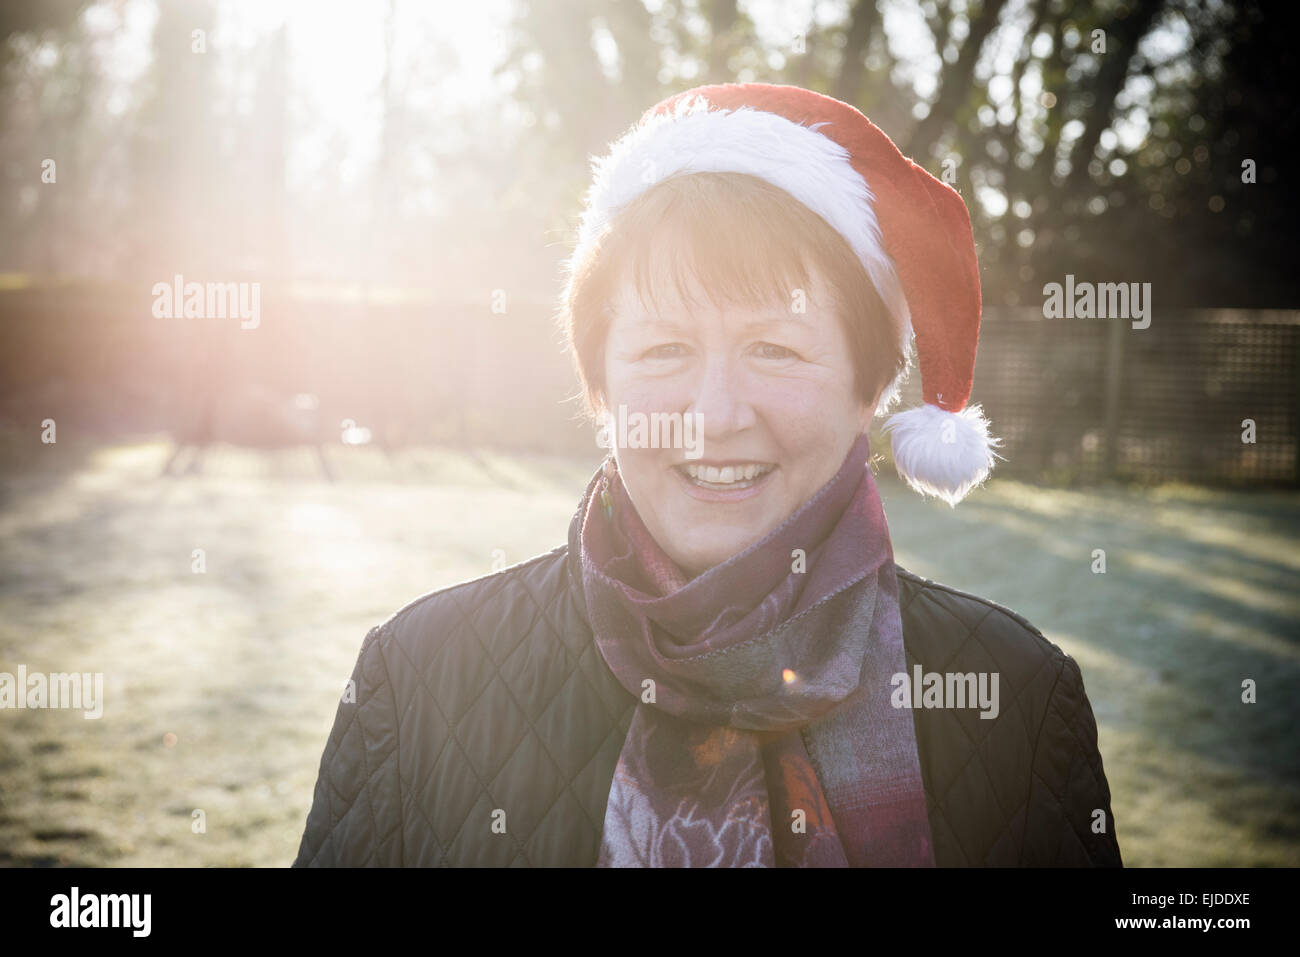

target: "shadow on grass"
[883,476,1300,802]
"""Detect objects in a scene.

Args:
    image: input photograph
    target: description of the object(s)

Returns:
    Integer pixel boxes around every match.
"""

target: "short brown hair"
[558,170,907,417]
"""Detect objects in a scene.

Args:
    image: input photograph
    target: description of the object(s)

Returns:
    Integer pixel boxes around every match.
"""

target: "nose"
[687,354,756,439]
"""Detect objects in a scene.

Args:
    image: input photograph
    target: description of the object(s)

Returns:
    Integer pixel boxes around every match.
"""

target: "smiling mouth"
[674,462,777,490]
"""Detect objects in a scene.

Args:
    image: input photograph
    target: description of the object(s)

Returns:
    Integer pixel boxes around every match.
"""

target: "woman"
[293,83,1121,867]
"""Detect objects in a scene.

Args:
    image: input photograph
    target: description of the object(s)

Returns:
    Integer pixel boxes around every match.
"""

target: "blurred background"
[0,0,1296,867]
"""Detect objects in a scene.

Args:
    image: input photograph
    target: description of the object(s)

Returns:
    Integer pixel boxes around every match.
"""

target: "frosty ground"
[1,437,1296,867]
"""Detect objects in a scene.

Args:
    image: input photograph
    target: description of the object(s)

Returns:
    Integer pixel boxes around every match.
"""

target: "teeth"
[683,463,773,485]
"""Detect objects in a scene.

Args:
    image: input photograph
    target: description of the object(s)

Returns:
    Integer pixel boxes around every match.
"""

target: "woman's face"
[601,266,876,577]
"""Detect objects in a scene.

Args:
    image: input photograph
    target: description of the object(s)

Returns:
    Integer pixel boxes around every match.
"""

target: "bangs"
[605,172,819,320]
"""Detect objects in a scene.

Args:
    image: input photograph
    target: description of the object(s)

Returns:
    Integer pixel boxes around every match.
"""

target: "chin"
[666,527,762,576]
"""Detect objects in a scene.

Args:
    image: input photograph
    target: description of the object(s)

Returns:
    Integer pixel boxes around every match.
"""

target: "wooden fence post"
[1102,317,1127,479]
[1293,324,1300,483]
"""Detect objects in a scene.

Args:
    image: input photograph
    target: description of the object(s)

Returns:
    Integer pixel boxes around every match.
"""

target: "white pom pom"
[882,404,1002,506]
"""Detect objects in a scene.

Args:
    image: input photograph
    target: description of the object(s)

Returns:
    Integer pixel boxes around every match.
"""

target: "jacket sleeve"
[292,624,404,867]
[1019,654,1123,866]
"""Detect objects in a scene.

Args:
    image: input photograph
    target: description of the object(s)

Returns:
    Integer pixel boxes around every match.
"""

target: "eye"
[641,343,687,360]
[753,342,799,360]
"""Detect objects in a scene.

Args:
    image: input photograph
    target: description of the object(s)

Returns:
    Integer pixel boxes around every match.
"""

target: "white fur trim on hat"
[572,94,913,363]
[882,403,1001,506]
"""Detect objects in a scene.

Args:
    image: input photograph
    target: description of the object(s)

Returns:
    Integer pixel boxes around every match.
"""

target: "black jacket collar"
[564,461,605,629]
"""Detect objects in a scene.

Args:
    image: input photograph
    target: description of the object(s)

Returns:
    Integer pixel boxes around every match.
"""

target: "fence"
[0,284,1295,487]
[940,308,1299,485]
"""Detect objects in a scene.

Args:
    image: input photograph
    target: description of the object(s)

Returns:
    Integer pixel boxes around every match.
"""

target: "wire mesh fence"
[927,308,1300,486]
[1,286,1295,487]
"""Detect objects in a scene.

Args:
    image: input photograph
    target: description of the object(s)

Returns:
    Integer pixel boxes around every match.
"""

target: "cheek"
[604,366,693,416]
[750,376,858,436]
[614,446,667,499]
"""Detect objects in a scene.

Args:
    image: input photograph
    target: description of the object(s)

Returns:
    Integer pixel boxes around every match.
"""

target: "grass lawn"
[1,436,1297,866]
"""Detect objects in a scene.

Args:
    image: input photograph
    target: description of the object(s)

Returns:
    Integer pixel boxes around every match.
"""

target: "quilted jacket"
[293,473,1123,867]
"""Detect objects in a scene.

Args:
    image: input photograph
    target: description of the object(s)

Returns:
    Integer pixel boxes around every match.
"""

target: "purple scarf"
[579,433,935,867]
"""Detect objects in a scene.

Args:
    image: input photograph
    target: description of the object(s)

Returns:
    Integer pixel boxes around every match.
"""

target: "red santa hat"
[570,82,1000,505]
